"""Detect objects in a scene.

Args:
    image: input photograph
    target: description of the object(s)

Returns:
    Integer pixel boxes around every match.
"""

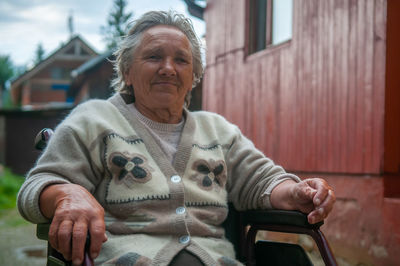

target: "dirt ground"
[0,209,47,266]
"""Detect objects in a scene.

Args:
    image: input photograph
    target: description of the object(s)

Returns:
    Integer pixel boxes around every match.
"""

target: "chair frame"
[222,205,337,266]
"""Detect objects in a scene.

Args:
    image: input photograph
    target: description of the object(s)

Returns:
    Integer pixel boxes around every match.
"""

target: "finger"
[71,221,88,265]
[307,208,324,224]
[307,189,336,224]
[317,189,336,217]
[298,182,317,206]
[48,220,60,251]
[304,185,317,201]
[89,219,107,259]
[305,178,330,206]
[57,220,74,261]
[294,181,316,201]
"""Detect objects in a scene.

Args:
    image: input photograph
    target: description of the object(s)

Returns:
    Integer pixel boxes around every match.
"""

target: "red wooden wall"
[203,0,387,175]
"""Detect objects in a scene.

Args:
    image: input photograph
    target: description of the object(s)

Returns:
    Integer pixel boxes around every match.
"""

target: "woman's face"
[125,25,194,112]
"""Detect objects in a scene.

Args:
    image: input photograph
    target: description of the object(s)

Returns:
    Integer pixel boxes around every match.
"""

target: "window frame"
[245,0,293,56]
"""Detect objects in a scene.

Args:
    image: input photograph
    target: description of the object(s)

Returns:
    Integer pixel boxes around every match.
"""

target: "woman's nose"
[159,58,176,76]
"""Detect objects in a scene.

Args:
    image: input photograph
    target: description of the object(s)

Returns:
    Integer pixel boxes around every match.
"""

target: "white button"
[171,175,181,183]
[176,207,186,215]
[125,162,135,171]
[179,235,190,244]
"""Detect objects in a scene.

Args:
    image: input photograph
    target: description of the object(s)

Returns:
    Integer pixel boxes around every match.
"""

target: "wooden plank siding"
[203,0,387,174]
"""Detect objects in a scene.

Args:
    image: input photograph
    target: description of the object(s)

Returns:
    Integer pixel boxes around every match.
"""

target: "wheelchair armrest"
[37,223,51,240]
[240,209,323,229]
[236,209,337,266]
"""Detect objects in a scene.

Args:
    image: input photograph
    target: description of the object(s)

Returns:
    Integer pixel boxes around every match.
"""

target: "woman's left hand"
[292,178,336,224]
[270,178,336,224]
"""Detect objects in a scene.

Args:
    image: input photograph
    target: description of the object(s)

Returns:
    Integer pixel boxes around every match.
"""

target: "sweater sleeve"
[225,126,300,211]
[17,125,101,224]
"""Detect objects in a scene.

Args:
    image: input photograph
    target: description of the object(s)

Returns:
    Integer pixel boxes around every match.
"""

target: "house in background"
[10,35,98,108]
[1,35,100,175]
[68,50,115,104]
[191,0,399,265]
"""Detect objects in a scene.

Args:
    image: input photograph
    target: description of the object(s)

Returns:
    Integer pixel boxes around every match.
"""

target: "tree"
[0,55,13,91]
[0,55,14,107]
[101,0,133,50]
[34,43,45,65]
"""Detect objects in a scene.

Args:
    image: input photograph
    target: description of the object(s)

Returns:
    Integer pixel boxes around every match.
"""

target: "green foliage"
[0,55,14,91]
[0,167,24,210]
[13,64,27,78]
[101,0,133,50]
[1,89,15,109]
[34,43,45,65]
[0,64,25,109]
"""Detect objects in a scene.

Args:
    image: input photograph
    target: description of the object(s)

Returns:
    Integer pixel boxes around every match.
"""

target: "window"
[272,0,293,45]
[51,67,71,79]
[248,0,293,54]
[248,0,267,54]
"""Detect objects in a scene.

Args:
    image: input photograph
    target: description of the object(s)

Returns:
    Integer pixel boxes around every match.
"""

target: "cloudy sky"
[0,0,205,67]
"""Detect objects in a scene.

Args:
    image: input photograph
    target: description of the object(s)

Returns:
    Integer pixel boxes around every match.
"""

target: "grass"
[0,208,30,228]
[0,166,24,213]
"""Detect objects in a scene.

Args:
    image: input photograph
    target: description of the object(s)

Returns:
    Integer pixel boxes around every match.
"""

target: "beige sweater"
[17,93,300,266]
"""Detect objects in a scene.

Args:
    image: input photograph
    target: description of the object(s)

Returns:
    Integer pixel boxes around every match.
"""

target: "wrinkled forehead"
[143,25,187,38]
[137,25,193,54]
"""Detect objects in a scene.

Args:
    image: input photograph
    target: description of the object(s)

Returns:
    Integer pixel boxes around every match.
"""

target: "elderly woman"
[17,10,335,266]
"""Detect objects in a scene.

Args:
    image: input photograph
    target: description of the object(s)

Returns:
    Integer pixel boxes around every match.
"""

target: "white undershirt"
[128,103,184,163]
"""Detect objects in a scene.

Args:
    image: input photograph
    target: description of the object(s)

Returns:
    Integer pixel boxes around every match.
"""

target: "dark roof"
[183,0,205,20]
[71,50,114,78]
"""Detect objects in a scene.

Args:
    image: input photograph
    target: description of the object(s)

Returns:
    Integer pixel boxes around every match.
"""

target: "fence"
[0,107,72,175]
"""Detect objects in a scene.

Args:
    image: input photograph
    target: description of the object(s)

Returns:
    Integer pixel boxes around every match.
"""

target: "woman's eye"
[148,55,161,60]
[176,58,188,64]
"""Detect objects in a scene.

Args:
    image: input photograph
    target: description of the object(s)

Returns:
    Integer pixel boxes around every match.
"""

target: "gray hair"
[111,10,204,107]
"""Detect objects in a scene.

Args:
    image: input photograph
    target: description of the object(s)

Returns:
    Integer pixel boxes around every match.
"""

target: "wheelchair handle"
[37,223,94,266]
[34,128,54,151]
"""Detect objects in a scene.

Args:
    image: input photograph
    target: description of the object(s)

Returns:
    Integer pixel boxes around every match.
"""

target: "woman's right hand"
[40,184,108,265]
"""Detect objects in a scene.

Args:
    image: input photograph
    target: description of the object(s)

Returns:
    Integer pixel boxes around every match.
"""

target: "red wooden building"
[200,0,399,265]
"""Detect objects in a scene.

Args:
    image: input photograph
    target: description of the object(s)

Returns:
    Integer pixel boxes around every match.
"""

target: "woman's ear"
[188,84,193,92]
[190,74,195,91]
[124,69,131,86]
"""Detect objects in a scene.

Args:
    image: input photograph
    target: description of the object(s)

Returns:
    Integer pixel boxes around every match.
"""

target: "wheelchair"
[34,128,337,266]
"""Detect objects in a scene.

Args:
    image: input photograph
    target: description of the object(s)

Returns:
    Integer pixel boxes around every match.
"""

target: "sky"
[0,0,206,67]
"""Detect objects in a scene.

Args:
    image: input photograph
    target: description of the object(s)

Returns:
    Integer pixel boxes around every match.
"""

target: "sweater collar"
[108,93,196,177]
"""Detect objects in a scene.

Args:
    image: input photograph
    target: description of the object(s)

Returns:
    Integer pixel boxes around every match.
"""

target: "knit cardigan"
[17,93,300,266]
